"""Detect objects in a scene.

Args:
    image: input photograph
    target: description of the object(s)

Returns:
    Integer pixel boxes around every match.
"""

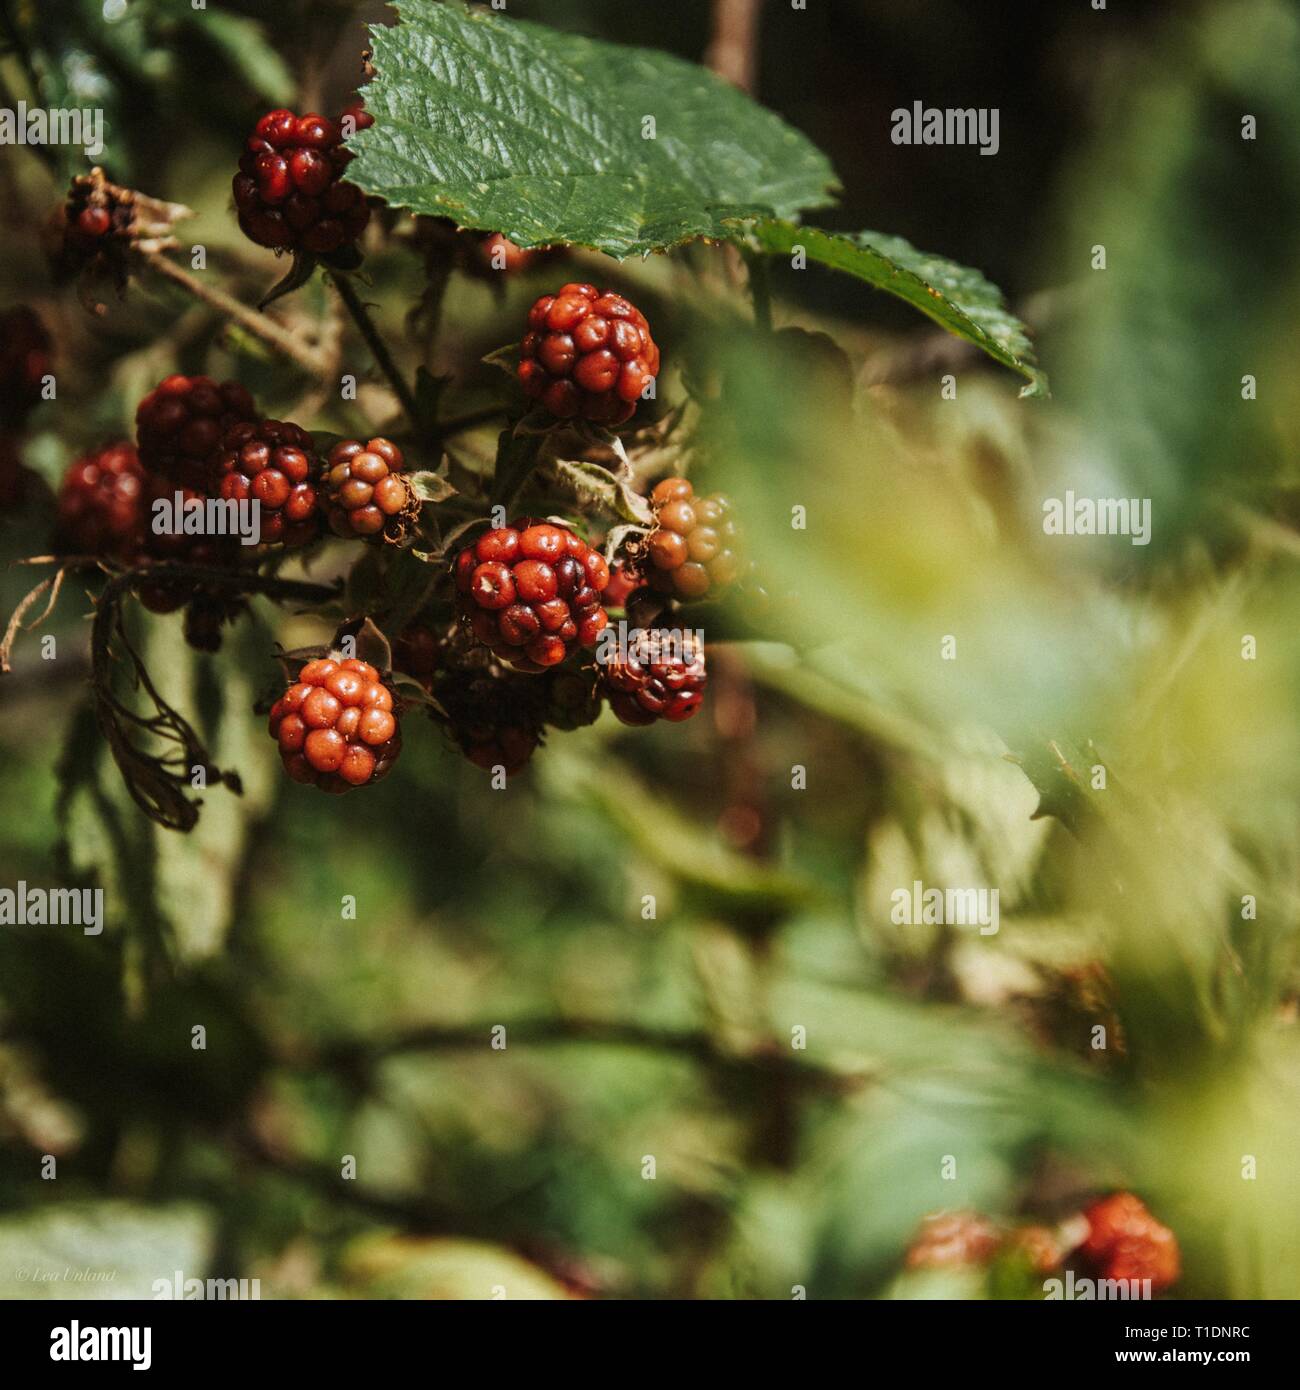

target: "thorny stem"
[139,250,329,377]
[330,270,423,436]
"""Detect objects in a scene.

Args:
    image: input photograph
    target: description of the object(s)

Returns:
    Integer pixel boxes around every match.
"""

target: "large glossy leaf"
[747,220,1048,397]
[348,0,838,257]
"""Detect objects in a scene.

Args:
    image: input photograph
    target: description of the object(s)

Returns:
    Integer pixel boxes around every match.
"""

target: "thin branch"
[706,0,762,94]
[301,1016,868,1096]
[137,249,329,377]
[330,271,422,434]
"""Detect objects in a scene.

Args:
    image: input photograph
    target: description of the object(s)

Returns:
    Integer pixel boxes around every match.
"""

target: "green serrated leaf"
[349,0,838,258]
[746,221,1048,397]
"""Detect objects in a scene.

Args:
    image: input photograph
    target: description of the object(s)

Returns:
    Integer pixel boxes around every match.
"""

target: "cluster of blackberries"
[454,520,611,671]
[643,477,743,600]
[268,657,401,791]
[397,626,601,776]
[321,437,417,542]
[50,367,420,651]
[904,1193,1180,1293]
[599,628,706,726]
[234,106,372,256]
[519,283,660,426]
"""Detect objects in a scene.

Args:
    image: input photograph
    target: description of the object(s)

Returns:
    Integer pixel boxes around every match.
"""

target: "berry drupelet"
[212,418,322,547]
[643,477,742,601]
[519,283,659,426]
[321,437,417,543]
[53,442,146,561]
[455,520,610,671]
[600,629,706,726]
[234,106,372,255]
[269,657,401,792]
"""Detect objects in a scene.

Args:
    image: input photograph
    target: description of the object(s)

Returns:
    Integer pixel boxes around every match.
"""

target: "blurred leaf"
[349,0,837,256]
[183,9,295,104]
[341,1234,571,1300]
[746,221,1047,396]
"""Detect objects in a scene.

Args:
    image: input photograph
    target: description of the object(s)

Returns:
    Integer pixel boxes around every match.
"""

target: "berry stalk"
[329,270,423,436]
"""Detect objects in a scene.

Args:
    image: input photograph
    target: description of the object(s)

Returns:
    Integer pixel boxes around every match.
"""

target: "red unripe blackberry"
[0,307,52,428]
[235,107,372,255]
[601,560,644,610]
[600,628,706,726]
[322,436,417,543]
[471,232,559,277]
[212,418,322,547]
[53,442,146,561]
[269,656,401,792]
[519,283,659,426]
[1080,1193,1180,1292]
[904,1211,1002,1271]
[644,476,742,601]
[135,374,257,491]
[455,519,610,672]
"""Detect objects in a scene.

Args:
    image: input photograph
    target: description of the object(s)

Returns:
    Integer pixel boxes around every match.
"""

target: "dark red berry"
[269,657,401,792]
[518,283,659,426]
[212,418,322,547]
[455,519,610,672]
[0,306,52,428]
[600,628,706,725]
[235,107,372,255]
[395,625,599,776]
[53,442,146,561]
[135,374,257,491]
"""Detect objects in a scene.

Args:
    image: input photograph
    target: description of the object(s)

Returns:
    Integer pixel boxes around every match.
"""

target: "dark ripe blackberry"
[268,656,401,791]
[394,624,599,775]
[234,106,373,256]
[600,628,706,725]
[518,283,659,426]
[213,418,322,547]
[322,436,417,543]
[643,476,742,601]
[454,519,610,672]
[54,169,137,283]
[53,441,146,561]
[0,307,52,428]
[135,374,257,491]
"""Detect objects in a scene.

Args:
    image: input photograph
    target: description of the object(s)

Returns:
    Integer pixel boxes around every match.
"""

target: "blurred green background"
[0,0,1297,1299]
